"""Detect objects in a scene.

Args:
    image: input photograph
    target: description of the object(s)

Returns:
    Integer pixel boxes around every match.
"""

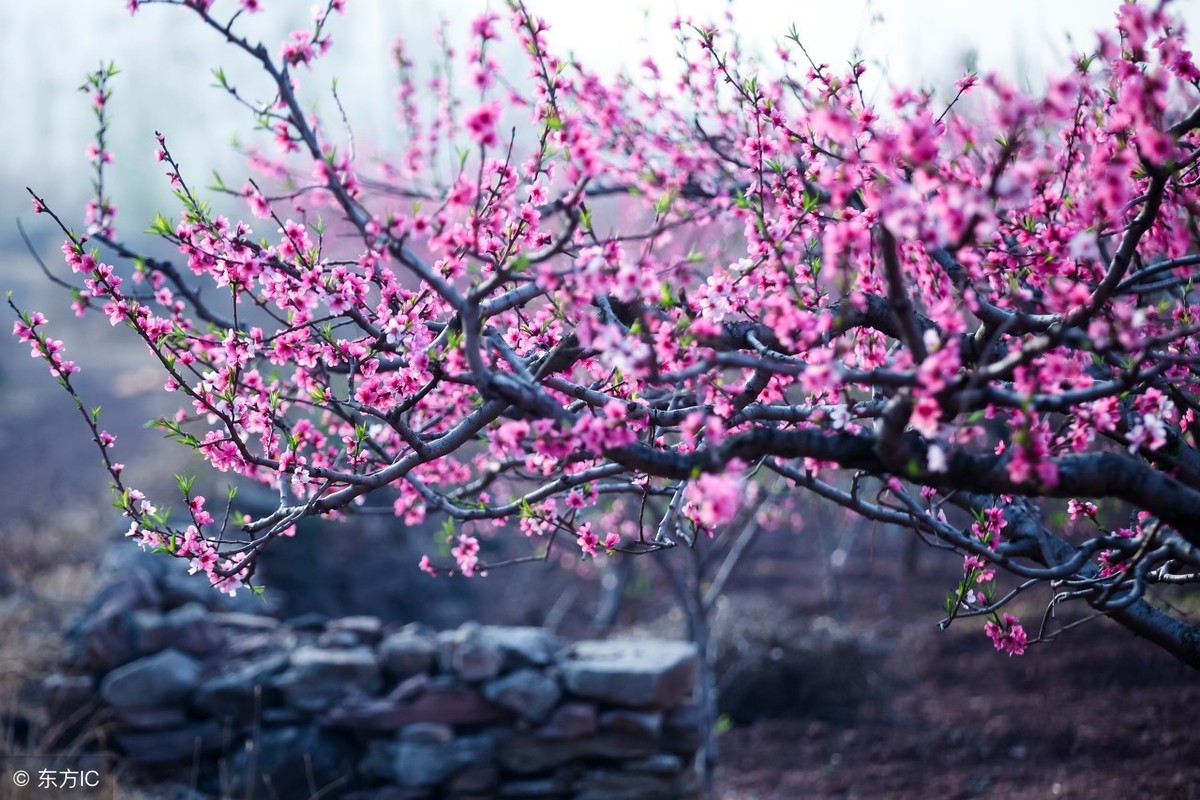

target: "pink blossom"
[189,495,215,525]
[963,555,995,583]
[281,32,315,67]
[1067,499,1097,521]
[984,614,1028,656]
[910,395,942,438]
[451,534,481,577]
[85,143,113,164]
[465,102,501,147]
[576,523,600,557]
[685,473,741,530]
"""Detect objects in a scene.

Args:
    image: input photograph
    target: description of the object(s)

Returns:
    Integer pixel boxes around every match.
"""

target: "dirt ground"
[714,546,1200,800]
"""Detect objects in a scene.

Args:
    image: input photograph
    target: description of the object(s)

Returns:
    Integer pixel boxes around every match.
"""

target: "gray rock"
[112,722,223,765]
[209,612,280,631]
[497,776,569,796]
[222,725,355,799]
[497,731,658,774]
[599,709,663,739]
[161,604,221,651]
[534,702,596,740]
[402,721,455,744]
[225,631,293,659]
[380,627,437,679]
[131,602,224,658]
[375,726,495,787]
[447,765,499,793]
[558,640,697,708]
[323,678,508,731]
[318,629,364,648]
[109,707,190,730]
[359,739,401,782]
[390,673,431,701]
[438,623,504,682]
[287,612,329,630]
[261,706,307,725]
[325,615,383,645]
[67,569,160,671]
[100,649,201,709]
[482,668,562,722]
[573,768,679,800]
[129,610,171,656]
[276,645,380,713]
[479,626,561,668]
[627,753,685,774]
[193,652,289,722]
[661,704,704,754]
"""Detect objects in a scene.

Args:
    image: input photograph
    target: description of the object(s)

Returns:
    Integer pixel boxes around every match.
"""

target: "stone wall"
[42,565,703,799]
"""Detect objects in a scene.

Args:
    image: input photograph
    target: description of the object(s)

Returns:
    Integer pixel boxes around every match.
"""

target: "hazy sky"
[6,1,1193,219]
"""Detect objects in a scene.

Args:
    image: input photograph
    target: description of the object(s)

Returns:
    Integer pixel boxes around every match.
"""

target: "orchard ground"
[714,537,1200,799]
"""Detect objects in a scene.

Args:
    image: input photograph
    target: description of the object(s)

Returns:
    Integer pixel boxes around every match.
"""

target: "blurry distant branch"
[17,218,75,293]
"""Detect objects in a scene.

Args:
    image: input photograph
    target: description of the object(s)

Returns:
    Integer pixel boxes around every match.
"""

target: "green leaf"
[943,592,957,615]
[659,282,674,308]
[147,212,174,237]
[175,473,195,495]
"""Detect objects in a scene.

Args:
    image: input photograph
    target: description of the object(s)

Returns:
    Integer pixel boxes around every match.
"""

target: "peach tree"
[13,0,1200,664]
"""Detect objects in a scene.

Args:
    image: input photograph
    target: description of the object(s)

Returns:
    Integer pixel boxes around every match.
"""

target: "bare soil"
[714,546,1200,800]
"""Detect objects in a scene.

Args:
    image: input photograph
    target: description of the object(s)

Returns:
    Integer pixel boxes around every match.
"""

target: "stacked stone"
[43,569,702,799]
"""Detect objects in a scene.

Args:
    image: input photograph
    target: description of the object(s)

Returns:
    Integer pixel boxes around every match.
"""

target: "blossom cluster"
[16,0,1200,657]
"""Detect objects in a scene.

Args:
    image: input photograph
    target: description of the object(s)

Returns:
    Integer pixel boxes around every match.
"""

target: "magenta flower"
[985,614,1028,656]
[465,102,501,148]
